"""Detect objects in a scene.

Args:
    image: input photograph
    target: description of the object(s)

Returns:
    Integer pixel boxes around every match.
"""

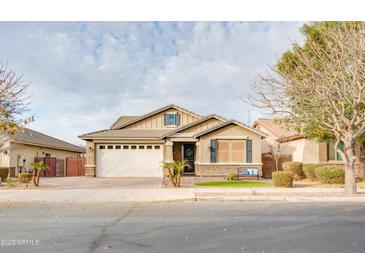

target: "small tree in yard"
[268,143,281,172]
[163,160,191,187]
[30,162,48,187]
[248,22,365,194]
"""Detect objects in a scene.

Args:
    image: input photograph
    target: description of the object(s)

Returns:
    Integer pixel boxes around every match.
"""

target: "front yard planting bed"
[195,180,273,188]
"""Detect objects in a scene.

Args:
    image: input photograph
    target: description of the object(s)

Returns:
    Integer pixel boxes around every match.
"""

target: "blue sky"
[0,22,304,145]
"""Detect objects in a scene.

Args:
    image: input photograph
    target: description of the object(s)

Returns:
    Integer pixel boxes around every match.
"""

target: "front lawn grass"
[195,180,273,188]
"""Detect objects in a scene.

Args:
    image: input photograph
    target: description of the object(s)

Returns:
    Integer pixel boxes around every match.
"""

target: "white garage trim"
[96,144,163,177]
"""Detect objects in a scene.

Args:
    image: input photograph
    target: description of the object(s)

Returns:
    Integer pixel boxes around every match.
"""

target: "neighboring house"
[0,128,86,176]
[79,104,266,178]
[253,119,364,176]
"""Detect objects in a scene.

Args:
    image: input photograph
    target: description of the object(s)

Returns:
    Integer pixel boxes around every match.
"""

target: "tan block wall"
[9,142,80,175]
[125,108,199,129]
[198,124,262,164]
[195,163,263,177]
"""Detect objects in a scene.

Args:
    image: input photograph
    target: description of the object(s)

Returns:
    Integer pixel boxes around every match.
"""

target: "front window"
[217,139,244,163]
[327,140,344,161]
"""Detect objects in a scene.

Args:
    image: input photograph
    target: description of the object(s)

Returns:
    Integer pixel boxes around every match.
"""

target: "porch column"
[85,140,96,177]
[195,141,200,162]
[165,141,174,163]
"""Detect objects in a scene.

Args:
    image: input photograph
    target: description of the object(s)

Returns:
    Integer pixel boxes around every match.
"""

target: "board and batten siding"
[198,124,262,164]
[124,108,199,129]
[179,118,222,134]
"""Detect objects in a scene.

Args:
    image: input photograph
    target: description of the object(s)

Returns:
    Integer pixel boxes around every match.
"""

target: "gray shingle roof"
[110,116,140,129]
[5,128,85,153]
[161,114,226,138]
[193,120,267,138]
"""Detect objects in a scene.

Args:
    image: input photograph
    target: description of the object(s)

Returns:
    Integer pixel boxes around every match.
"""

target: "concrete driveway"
[38,176,163,190]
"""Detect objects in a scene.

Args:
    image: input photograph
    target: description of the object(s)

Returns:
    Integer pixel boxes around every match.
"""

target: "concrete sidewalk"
[1,187,365,203]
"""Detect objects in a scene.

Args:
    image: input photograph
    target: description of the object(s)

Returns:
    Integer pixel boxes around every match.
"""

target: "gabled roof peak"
[114,104,201,129]
[194,119,267,138]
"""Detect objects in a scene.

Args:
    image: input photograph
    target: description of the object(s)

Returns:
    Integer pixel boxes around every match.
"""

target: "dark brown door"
[183,144,195,174]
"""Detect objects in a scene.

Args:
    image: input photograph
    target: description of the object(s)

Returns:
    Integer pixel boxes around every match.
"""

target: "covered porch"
[164,137,199,175]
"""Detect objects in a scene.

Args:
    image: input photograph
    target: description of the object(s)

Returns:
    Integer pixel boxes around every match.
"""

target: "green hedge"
[282,161,304,180]
[0,167,9,181]
[18,173,32,184]
[314,165,345,184]
[272,171,294,187]
[303,164,323,181]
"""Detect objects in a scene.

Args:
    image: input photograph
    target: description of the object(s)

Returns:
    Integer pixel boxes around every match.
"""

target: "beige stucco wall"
[198,124,262,164]
[278,139,327,163]
[257,127,278,154]
[125,108,199,129]
[9,142,80,174]
[256,125,329,164]
[0,141,11,167]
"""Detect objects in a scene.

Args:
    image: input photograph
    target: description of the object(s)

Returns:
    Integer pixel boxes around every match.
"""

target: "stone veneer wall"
[85,140,96,177]
[195,163,263,177]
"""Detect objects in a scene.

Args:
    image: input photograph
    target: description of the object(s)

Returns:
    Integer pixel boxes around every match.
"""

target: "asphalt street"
[1,201,365,252]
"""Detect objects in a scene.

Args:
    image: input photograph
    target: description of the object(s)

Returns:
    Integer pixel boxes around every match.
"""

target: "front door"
[182,144,195,174]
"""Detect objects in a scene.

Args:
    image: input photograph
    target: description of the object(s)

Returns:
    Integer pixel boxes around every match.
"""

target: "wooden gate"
[34,157,65,177]
[262,154,292,179]
[44,157,57,177]
[56,159,65,177]
[66,157,86,176]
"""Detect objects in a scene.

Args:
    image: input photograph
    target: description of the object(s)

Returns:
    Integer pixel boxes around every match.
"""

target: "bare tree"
[248,22,365,194]
[0,61,33,150]
[268,143,281,172]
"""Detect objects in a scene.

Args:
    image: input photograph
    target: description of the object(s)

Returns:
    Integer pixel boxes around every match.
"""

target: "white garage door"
[96,144,163,177]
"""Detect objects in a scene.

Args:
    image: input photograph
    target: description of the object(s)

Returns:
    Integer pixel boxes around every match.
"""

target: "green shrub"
[0,167,9,182]
[5,177,16,187]
[18,173,32,184]
[282,161,304,180]
[303,164,323,181]
[225,173,237,180]
[272,171,294,187]
[314,165,345,184]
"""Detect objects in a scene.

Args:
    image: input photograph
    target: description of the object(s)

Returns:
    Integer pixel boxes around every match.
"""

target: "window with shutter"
[246,139,252,163]
[163,114,169,126]
[163,113,179,126]
[210,139,217,163]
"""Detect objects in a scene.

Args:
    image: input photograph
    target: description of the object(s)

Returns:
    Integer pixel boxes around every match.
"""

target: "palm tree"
[162,162,176,187]
[162,160,191,187]
[30,162,48,187]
